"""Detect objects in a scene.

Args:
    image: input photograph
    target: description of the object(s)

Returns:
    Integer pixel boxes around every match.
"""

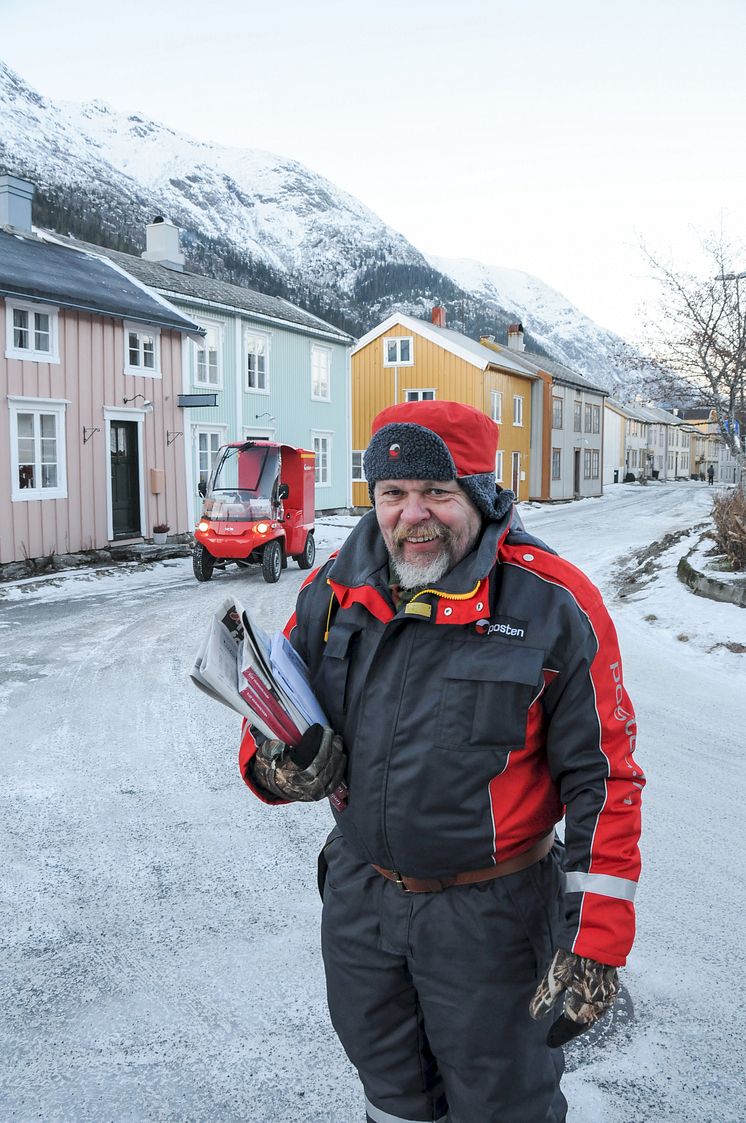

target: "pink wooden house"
[0,176,203,568]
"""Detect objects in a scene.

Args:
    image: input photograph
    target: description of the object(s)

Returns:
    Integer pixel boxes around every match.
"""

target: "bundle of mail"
[190,595,328,743]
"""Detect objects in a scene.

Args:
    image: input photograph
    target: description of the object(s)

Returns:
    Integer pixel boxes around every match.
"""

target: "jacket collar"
[327,502,514,598]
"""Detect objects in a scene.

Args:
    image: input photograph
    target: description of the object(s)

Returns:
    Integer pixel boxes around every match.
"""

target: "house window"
[552,397,563,429]
[311,345,331,401]
[552,448,561,479]
[193,322,222,387]
[6,300,60,363]
[495,450,503,481]
[9,398,68,501]
[584,449,592,479]
[584,403,593,432]
[574,400,582,432]
[124,322,160,376]
[405,389,435,401]
[352,451,365,481]
[513,395,524,426]
[312,432,332,487]
[196,430,223,492]
[592,450,600,478]
[592,405,601,433]
[246,331,269,391]
[491,391,502,422]
[383,337,414,366]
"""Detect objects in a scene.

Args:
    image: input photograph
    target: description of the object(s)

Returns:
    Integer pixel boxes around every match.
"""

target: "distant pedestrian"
[707,464,715,485]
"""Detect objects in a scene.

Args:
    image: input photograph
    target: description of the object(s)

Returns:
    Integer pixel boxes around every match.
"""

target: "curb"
[677,551,746,608]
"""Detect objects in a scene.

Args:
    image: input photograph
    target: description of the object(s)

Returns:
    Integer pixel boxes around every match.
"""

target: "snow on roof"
[352,312,536,377]
[502,347,609,395]
[0,228,202,333]
[45,232,353,344]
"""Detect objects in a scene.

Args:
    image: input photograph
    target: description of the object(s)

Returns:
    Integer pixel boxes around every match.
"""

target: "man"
[707,464,715,485]
[239,399,644,1123]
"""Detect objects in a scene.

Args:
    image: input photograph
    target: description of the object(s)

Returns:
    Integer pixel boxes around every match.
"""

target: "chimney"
[142,216,185,271]
[431,306,446,329]
[506,322,525,351]
[0,175,34,233]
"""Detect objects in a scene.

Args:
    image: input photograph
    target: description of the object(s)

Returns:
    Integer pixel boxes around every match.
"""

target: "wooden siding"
[351,324,533,505]
[167,296,351,520]
[1,300,188,564]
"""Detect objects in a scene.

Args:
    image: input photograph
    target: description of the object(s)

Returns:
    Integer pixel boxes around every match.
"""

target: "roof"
[352,312,536,377]
[45,232,353,344]
[499,346,609,396]
[0,228,202,334]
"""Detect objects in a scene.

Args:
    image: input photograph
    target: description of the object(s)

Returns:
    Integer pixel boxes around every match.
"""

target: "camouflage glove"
[529,948,619,1048]
[251,724,346,802]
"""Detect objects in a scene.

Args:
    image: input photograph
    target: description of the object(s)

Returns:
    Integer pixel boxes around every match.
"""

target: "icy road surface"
[1,483,744,1123]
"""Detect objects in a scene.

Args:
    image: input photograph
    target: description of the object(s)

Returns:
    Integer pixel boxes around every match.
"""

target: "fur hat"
[363,400,511,518]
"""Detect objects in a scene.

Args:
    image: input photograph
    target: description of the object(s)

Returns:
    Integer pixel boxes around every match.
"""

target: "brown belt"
[372,830,555,893]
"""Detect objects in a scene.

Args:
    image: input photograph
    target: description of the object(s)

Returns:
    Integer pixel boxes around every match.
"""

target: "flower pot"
[152,532,168,545]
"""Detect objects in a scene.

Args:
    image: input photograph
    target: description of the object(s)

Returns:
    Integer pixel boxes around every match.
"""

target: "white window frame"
[495,450,504,482]
[5,300,60,364]
[591,449,600,479]
[512,395,524,427]
[404,388,436,402]
[491,391,502,423]
[311,344,332,402]
[382,336,414,367]
[8,396,68,501]
[551,447,562,480]
[552,396,563,430]
[351,450,365,481]
[243,426,275,442]
[124,321,161,378]
[573,400,582,433]
[192,318,224,390]
[193,425,227,494]
[312,430,332,488]
[245,328,271,393]
[592,404,601,434]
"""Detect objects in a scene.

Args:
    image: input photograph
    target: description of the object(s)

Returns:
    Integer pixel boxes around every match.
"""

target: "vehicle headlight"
[198,521,209,532]
[256,522,269,534]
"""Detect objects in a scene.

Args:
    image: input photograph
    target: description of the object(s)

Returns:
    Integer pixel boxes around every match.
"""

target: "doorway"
[110,420,141,538]
[573,449,581,498]
[511,451,521,497]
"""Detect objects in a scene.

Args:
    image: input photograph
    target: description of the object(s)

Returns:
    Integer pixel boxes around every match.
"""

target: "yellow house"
[350,309,538,506]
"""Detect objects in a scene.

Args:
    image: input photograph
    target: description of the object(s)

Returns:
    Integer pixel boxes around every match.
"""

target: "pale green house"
[59,220,354,522]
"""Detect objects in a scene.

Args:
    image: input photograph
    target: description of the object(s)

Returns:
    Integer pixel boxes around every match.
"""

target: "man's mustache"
[391,522,449,549]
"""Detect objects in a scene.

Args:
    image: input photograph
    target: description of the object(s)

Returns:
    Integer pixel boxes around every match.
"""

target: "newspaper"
[190,595,329,744]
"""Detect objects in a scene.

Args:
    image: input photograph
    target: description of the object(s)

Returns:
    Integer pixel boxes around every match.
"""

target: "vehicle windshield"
[202,443,280,522]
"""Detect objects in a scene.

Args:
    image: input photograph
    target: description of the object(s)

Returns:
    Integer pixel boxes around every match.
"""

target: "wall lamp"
[123,394,153,407]
[255,411,276,422]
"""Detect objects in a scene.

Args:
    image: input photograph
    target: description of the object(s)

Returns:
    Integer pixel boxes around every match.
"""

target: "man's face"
[374,479,482,589]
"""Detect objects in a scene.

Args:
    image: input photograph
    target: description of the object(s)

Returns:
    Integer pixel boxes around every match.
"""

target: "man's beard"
[388,521,471,591]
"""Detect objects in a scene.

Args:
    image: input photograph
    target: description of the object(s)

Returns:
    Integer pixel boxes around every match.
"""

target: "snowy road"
[1,483,744,1123]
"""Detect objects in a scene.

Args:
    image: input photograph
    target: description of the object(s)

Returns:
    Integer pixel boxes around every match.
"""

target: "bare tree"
[640,234,746,489]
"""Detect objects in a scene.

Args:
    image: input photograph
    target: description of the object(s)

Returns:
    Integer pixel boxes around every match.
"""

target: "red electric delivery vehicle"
[192,440,316,583]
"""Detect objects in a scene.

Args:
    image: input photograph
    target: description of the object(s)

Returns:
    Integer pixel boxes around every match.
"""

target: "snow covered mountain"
[426,255,630,384]
[0,58,634,389]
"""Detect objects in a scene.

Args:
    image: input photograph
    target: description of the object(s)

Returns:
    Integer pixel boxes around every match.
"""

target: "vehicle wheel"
[297,532,316,570]
[193,543,215,582]
[261,539,282,583]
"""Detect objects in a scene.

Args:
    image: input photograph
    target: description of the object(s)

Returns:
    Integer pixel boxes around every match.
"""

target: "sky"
[2,0,746,341]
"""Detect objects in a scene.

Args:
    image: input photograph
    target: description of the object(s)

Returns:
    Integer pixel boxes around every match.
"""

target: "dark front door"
[110,421,141,539]
[573,449,581,498]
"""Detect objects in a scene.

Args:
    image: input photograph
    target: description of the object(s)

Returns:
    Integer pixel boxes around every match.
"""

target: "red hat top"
[370,400,499,478]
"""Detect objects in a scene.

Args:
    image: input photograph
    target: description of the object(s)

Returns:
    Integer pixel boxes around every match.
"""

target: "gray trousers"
[320,834,567,1123]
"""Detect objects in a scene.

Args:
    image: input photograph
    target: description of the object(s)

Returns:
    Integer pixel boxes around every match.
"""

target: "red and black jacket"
[240,506,644,967]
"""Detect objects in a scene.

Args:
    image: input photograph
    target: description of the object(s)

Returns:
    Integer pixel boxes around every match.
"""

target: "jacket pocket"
[313,620,361,728]
[436,641,545,750]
